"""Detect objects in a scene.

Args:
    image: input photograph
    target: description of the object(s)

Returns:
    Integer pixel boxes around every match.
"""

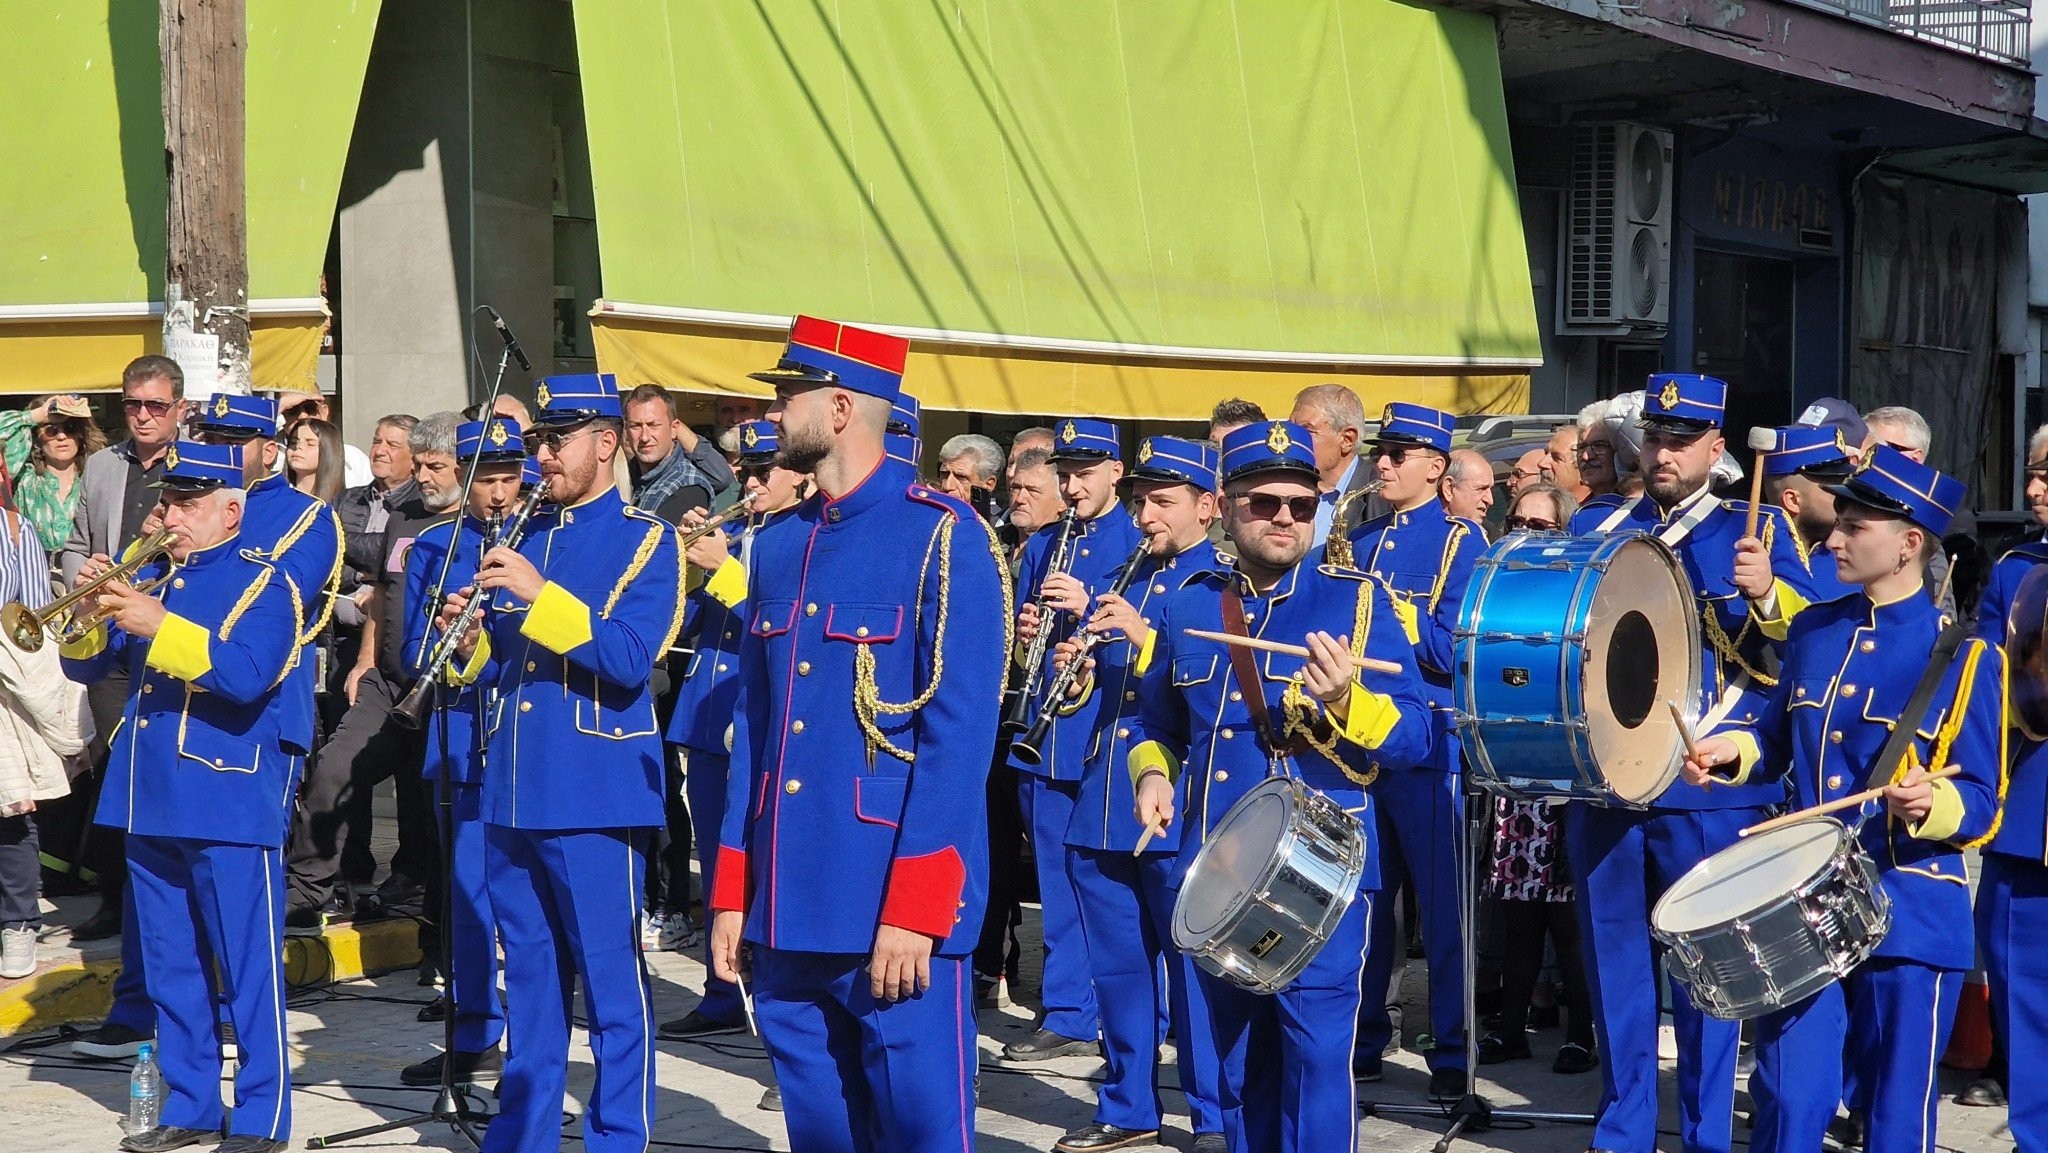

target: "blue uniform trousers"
[443,784,504,1053]
[126,835,290,1142]
[106,885,158,1033]
[752,947,977,1153]
[483,826,655,1153]
[1205,892,1371,1153]
[1749,960,1960,1153]
[1978,852,2048,1153]
[1018,775,1096,1041]
[1566,804,1751,1153]
[1072,847,1221,1134]
[1357,767,1467,1070]
[683,750,743,1024]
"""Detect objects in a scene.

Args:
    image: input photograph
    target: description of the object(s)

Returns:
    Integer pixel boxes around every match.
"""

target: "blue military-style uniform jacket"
[471,487,684,830]
[62,536,299,847]
[242,472,343,756]
[1063,537,1220,855]
[1576,487,1819,810]
[404,514,489,784]
[1716,591,2006,971]
[664,516,758,756]
[1347,495,1482,770]
[1128,555,1434,889]
[1975,539,2048,862]
[1008,503,1146,783]
[713,460,1010,956]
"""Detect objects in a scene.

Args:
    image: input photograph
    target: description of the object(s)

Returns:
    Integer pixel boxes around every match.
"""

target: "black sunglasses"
[738,465,775,482]
[1505,515,1559,531]
[1369,445,1413,465]
[123,398,175,417]
[1230,492,1319,523]
[523,424,598,454]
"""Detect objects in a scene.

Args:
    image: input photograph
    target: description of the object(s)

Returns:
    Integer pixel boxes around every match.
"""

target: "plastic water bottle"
[126,1042,161,1135]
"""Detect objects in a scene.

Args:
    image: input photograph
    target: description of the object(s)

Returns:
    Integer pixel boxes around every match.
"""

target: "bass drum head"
[1175,780,1293,945]
[1581,536,1697,805]
[1652,819,1845,935]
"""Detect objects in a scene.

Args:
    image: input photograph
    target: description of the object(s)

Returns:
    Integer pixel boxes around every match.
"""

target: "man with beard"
[1131,420,1430,1153]
[1569,373,1817,1153]
[1760,425,1860,602]
[707,316,1008,1152]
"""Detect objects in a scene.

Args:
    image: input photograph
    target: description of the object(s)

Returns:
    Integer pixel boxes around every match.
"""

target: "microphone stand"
[309,310,521,1148]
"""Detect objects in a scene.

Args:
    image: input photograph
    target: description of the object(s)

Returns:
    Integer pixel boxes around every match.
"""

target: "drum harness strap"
[1861,622,1969,794]
[1603,490,1783,689]
[1220,589,1310,767]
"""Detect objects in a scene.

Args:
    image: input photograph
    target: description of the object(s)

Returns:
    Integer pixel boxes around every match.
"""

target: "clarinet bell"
[1010,714,1053,767]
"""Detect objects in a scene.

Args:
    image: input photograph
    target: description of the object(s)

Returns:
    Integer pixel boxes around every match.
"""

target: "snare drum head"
[1580,536,1698,804]
[1178,780,1293,941]
[1653,820,1845,935]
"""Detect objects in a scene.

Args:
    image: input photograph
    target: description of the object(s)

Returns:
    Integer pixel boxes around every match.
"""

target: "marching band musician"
[1005,417,1146,1062]
[1130,420,1432,1153]
[1048,436,1225,1152]
[1684,446,2003,1153]
[1344,402,1482,1095]
[657,419,809,1045]
[1565,373,1818,1153]
[1969,423,2048,1153]
[63,442,301,1153]
[706,316,1010,1152]
[391,416,527,1087]
[439,373,682,1153]
[1759,425,1860,602]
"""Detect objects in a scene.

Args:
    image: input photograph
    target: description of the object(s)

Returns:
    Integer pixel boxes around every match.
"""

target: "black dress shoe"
[416,995,447,1023]
[1053,1122,1159,1152]
[215,1138,287,1153]
[1352,1053,1382,1082]
[1427,1066,1469,1102]
[1477,1032,1530,1064]
[657,1009,744,1041]
[118,1127,219,1153]
[71,1022,151,1059]
[70,904,123,942]
[400,1047,502,1087]
[1956,1076,2008,1107]
[1552,1042,1598,1075]
[1191,1135,1228,1153]
[1827,1112,1866,1151]
[1002,1028,1098,1062]
[758,1086,782,1112]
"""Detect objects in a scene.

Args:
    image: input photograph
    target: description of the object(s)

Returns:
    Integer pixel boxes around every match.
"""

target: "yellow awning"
[0,310,325,396]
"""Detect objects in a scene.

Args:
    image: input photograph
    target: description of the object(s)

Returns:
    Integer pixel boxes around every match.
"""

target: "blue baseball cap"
[1128,436,1219,491]
[737,420,779,465]
[1824,445,1965,538]
[885,430,921,469]
[1763,426,1857,479]
[1794,397,1869,449]
[889,394,921,438]
[1050,418,1119,462]
[456,417,526,464]
[533,374,623,423]
[1221,420,1319,485]
[1640,374,1727,433]
[153,440,242,491]
[749,315,909,404]
[1371,403,1454,453]
[188,393,279,440]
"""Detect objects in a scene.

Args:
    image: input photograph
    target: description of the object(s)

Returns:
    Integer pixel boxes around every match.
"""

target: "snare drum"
[1456,531,1697,805]
[1651,819,1890,1020]
[1171,777,1366,994]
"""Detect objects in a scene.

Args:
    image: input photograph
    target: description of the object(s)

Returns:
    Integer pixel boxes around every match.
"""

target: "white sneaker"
[1,925,36,979]
[640,911,666,952]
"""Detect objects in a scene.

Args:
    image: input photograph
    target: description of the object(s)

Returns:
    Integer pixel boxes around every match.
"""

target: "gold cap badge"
[1266,422,1291,455]
[742,425,760,449]
[488,420,510,447]
[1659,380,1681,410]
[1060,420,1078,444]
[165,444,181,469]
[535,382,553,408]
[1137,441,1154,464]
[213,394,231,418]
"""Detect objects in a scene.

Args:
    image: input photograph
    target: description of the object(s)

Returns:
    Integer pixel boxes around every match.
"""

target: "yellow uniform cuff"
[448,632,492,685]
[1754,579,1809,641]
[1128,739,1180,788]
[520,581,594,655]
[59,622,109,661]
[703,559,748,610]
[1339,684,1401,749]
[1908,778,1965,842]
[145,613,213,682]
[1392,598,1421,646]
[1134,628,1158,677]
[1722,732,1762,785]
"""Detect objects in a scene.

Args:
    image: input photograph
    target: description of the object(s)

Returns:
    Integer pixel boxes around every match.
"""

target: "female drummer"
[1682,445,2005,1153]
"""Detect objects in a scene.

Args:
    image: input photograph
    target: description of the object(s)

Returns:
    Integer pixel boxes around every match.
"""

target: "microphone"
[485,306,531,371]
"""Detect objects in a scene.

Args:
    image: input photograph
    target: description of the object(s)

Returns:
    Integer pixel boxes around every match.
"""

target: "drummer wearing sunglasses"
[1126,420,1431,1153]
[1680,446,2000,1153]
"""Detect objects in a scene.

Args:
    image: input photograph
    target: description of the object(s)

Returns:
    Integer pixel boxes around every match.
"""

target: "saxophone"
[1322,479,1386,569]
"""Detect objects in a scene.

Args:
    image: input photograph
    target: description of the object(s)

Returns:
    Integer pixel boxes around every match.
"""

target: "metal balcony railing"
[1794,0,2032,67]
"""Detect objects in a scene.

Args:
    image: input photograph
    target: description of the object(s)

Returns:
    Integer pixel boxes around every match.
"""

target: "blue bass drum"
[1455,531,1698,806]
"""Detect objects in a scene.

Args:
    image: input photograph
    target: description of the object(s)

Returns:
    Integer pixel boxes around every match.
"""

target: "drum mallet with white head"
[1743,427,1775,541]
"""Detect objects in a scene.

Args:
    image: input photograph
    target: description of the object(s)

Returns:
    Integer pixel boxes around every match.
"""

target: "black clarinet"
[1001,507,1080,736]
[1010,537,1151,766]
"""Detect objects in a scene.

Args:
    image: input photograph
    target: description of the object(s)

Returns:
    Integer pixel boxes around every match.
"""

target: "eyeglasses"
[123,398,175,417]
[1509,467,1549,483]
[523,424,598,454]
[1505,515,1560,531]
[738,466,774,482]
[1577,441,1612,456]
[1229,492,1319,523]
[1368,446,1413,465]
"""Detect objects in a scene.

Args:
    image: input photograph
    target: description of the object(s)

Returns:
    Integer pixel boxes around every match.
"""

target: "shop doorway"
[1693,250,1795,441]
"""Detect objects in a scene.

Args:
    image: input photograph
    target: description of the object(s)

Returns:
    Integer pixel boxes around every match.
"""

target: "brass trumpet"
[3,529,180,652]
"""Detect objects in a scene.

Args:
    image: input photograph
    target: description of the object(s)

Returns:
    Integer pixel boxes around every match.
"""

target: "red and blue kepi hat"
[1221,421,1318,485]
[890,393,921,437]
[750,315,909,405]
[1824,444,1964,538]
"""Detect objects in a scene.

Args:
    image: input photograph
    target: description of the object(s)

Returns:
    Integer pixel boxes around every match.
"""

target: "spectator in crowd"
[936,434,1005,520]
[284,418,347,505]
[0,473,88,980]
[1543,424,1586,501]
[713,395,767,436]
[714,426,743,471]
[1208,397,1266,444]
[623,384,734,521]
[336,416,419,602]
[280,390,372,488]
[1862,405,1931,463]
[1012,426,1057,461]
[1508,448,1549,499]
[1291,383,1375,546]
[1575,401,1628,509]
[0,395,104,556]
[1442,448,1496,525]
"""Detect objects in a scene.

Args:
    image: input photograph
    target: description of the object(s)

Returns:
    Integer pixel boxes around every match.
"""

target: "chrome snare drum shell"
[1171,777,1367,994]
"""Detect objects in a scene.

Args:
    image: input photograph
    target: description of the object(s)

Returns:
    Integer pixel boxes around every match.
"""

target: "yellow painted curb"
[0,918,423,1037]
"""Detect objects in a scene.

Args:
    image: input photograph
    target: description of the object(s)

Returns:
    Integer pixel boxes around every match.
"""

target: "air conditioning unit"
[1558,123,1672,333]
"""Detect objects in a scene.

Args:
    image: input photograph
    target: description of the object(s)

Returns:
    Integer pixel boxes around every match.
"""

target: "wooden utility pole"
[161,0,251,397]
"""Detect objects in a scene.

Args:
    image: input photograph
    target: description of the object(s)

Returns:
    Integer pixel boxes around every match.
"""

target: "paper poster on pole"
[165,330,221,402]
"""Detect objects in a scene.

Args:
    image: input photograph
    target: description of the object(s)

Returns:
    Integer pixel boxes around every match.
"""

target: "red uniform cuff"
[709,845,751,913]
[879,848,968,938]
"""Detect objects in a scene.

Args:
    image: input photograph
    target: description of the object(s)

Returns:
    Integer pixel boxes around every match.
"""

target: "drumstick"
[1133,819,1165,857]
[1182,628,1404,675]
[1744,427,1775,542]
[1666,700,1710,792]
[1739,764,1962,839]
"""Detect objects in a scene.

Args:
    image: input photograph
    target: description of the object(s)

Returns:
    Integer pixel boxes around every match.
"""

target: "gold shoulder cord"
[854,516,952,764]
[603,519,666,619]
[1427,521,1466,613]
[1898,640,2007,848]
[1702,515,1781,688]
[259,502,342,647]
[1277,576,1380,787]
